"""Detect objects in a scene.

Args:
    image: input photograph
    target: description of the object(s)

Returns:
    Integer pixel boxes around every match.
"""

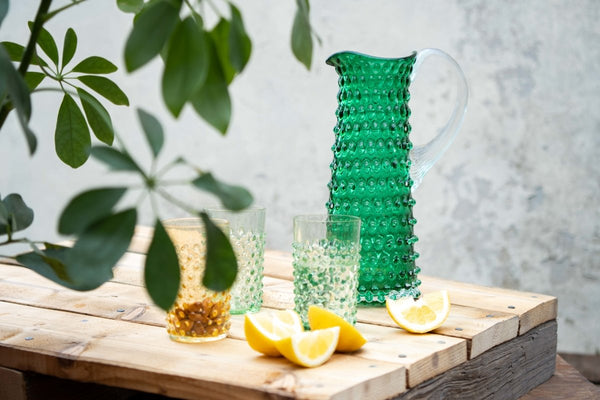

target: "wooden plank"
[0,301,406,400]
[0,365,26,400]
[395,320,558,400]
[520,356,600,400]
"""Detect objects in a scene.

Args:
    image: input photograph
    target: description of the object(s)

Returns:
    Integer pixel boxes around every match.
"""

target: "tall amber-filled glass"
[326,50,468,305]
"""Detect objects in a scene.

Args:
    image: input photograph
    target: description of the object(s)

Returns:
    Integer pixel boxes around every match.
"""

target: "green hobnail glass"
[326,51,422,304]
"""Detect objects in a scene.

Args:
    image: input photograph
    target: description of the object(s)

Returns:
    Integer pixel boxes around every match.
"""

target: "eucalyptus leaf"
[144,219,180,311]
[0,41,47,66]
[62,28,77,68]
[65,208,137,290]
[0,200,7,226]
[291,0,313,70]
[24,71,45,91]
[28,22,59,66]
[0,45,36,154]
[200,212,237,291]
[192,172,253,211]
[209,19,235,84]
[190,37,231,134]
[228,4,252,73]
[0,193,34,235]
[137,108,163,157]
[76,87,114,145]
[117,0,144,13]
[162,16,209,117]
[58,187,127,235]
[77,75,129,106]
[73,56,118,74]
[55,93,91,168]
[91,146,143,173]
[124,0,180,72]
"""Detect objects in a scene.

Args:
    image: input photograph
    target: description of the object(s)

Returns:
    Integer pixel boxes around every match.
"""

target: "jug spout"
[326,51,417,76]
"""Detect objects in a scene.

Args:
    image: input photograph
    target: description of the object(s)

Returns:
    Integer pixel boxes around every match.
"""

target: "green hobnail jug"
[326,49,468,304]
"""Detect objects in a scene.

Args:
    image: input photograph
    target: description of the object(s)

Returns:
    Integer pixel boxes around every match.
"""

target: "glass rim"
[204,205,266,213]
[162,217,228,229]
[293,214,361,225]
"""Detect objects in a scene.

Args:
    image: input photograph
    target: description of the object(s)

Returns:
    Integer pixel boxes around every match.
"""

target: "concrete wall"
[1,1,598,354]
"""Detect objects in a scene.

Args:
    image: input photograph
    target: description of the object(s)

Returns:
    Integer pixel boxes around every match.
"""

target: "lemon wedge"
[244,310,304,356]
[386,290,450,333]
[307,305,367,352]
[274,327,340,367]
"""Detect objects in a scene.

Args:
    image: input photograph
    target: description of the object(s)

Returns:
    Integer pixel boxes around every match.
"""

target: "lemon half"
[274,326,340,367]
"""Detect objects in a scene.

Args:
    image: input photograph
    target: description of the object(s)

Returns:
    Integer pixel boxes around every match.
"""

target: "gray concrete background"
[1,1,598,354]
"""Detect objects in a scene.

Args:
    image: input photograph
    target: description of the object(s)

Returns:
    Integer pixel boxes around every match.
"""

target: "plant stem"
[44,0,88,22]
[0,0,53,129]
[157,188,199,216]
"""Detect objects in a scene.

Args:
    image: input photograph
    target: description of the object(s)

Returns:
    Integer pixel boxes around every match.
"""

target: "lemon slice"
[244,310,304,356]
[386,290,450,333]
[308,306,367,352]
[275,327,340,368]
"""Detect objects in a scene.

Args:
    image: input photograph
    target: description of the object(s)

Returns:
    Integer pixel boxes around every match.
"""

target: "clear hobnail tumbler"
[292,214,361,328]
[205,207,266,314]
[163,217,232,343]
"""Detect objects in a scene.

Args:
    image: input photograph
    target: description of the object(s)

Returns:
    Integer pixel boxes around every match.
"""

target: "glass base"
[357,287,421,305]
[169,333,227,343]
[230,304,262,315]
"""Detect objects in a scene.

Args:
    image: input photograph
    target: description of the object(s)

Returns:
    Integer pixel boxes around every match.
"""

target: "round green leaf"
[137,108,164,157]
[62,28,77,68]
[72,56,118,74]
[58,187,127,235]
[144,219,180,311]
[162,16,209,117]
[190,37,231,134]
[209,19,236,84]
[200,212,237,291]
[0,0,8,28]
[16,245,75,288]
[0,193,34,235]
[117,0,143,13]
[77,75,129,106]
[192,172,253,211]
[124,0,180,72]
[77,87,114,145]
[55,93,91,168]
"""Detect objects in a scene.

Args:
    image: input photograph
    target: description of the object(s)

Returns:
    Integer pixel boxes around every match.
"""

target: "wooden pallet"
[0,227,558,399]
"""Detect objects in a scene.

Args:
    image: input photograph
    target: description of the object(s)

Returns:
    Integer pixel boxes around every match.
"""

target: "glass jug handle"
[409,48,468,190]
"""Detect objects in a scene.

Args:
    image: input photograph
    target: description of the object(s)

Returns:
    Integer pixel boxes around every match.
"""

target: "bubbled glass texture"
[228,229,265,314]
[326,52,422,304]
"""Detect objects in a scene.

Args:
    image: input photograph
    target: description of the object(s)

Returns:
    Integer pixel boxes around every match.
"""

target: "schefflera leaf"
[58,187,127,235]
[200,212,237,292]
[192,172,253,211]
[145,219,180,311]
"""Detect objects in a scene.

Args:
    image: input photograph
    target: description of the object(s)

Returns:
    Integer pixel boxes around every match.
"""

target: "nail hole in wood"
[508,305,516,309]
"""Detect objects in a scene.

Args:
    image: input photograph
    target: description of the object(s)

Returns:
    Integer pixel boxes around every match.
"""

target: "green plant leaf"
[117,0,144,13]
[137,108,163,158]
[24,71,45,91]
[200,212,237,291]
[0,0,8,28]
[77,75,129,106]
[0,193,34,235]
[162,16,209,117]
[72,56,118,74]
[209,19,235,84]
[64,208,137,290]
[91,146,143,173]
[190,37,231,134]
[55,93,91,168]
[0,45,36,154]
[76,87,114,145]
[0,41,48,66]
[62,28,77,68]
[124,0,180,72]
[28,22,59,66]
[192,172,253,211]
[291,0,312,70]
[0,200,7,226]
[58,187,127,235]
[228,4,252,73]
[144,219,180,311]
